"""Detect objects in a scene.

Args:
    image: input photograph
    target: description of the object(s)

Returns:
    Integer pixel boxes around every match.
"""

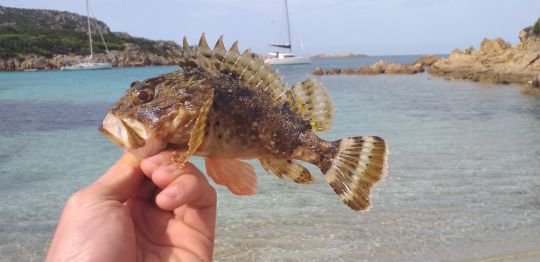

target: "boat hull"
[264,56,311,65]
[61,63,113,71]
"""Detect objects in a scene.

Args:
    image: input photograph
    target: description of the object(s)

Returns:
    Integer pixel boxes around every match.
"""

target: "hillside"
[0,5,182,70]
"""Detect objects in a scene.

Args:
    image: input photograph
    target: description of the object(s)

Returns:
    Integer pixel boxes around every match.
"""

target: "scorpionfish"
[99,34,388,211]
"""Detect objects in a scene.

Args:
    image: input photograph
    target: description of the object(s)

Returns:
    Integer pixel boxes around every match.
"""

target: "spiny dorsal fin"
[179,34,287,101]
[211,35,227,68]
[260,158,316,184]
[232,49,253,77]
[197,33,212,58]
[179,36,196,68]
[286,78,335,132]
[220,40,240,72]
[182,36,191,52]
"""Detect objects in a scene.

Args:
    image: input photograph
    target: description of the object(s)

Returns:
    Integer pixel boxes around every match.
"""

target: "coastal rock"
[0,42,183,71]
[479,38,510,54]
[312,58,432,76]
[0,58,21,71]
[415,55,440,67]
[313,67,324,76]
[429,31,540,85]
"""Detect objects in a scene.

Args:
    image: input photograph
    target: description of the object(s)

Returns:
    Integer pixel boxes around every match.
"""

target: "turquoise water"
[1,57,540,261]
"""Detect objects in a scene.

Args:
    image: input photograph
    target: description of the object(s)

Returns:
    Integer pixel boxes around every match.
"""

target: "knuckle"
[66,191,87,208]
[207,185,217,200]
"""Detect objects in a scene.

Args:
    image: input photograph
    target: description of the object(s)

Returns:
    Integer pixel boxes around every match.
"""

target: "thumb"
[88,152,144,202]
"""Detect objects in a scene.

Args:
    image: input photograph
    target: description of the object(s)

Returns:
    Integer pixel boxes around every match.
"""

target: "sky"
[1,0,539,55]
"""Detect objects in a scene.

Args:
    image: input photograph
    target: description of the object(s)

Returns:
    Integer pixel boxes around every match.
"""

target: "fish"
[99,34,388,211]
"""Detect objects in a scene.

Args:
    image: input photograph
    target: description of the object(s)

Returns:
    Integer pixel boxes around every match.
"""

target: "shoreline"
[0,64,180,73]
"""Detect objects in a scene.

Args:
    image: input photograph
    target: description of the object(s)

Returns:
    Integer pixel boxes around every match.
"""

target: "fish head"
[99,74,205,158]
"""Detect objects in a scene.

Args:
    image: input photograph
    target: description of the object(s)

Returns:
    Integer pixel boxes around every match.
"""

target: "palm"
[46,153,216,262]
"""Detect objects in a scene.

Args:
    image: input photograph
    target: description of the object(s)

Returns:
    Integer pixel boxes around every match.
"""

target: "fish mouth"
[99,113,149,149]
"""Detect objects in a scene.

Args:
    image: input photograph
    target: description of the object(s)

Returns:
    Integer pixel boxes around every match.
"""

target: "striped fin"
[180,34,287,101]
[260,158,316,184]
[186,90,214,157]
[323,136,388,211]
[286,78,335,133]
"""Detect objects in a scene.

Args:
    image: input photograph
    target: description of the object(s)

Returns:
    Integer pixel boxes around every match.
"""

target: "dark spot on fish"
[252,106,262,119]
[287,160,292,164]
[218,134,222,139]
[215,121,220,127]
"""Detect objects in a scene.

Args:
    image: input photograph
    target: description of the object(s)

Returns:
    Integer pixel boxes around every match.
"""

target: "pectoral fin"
[205,157,257,195]
[172,91,214,164]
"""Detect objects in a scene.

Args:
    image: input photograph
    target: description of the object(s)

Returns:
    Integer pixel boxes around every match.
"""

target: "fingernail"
[161,186,180,199]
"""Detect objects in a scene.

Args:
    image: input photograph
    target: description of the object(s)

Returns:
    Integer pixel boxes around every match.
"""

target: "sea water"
[1,56,539,261]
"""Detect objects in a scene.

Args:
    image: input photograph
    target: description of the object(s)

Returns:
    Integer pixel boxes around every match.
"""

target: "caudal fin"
[322,136,388,211]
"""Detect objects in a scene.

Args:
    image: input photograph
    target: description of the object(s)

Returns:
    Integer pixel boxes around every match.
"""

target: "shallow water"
[1,56,539,261]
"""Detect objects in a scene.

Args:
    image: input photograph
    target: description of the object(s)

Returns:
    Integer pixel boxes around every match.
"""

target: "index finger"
[140,151,174,178]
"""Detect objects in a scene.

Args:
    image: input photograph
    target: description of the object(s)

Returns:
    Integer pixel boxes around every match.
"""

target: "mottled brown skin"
[189,68,335,170]
[108,70,212,151]
[107,67,334,169]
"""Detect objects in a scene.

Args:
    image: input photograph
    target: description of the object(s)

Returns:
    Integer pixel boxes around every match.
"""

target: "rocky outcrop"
[313,56,439,76]
[0,41,182,71]
[0,5,185,71]
[414,55,440,67]
[0,5,109,34]
[428,32,540,84]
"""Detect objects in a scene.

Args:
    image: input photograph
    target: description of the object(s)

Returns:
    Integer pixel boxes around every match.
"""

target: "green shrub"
[0,26,172,58]
[533,18,540,34]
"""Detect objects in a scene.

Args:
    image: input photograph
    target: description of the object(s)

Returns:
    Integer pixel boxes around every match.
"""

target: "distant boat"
[264,0,310,65]
[61,0,112,71]
[23,69,38,72]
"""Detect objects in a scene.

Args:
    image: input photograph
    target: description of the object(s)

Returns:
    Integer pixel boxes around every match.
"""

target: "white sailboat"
[265,0,310,65]
[61,0,112,71]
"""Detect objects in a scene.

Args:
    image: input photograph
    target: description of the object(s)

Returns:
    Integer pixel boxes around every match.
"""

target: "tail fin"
[321,136,388,211]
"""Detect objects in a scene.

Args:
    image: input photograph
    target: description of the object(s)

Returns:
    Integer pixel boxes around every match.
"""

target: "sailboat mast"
[284,0,292,53]
[86,0,94,59]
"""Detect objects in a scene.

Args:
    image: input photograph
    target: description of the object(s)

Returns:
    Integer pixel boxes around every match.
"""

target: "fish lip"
[98,124,125,147]
[99,114,147,149]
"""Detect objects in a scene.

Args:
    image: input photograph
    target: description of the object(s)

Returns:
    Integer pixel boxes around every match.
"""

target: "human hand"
[46,151,217,262]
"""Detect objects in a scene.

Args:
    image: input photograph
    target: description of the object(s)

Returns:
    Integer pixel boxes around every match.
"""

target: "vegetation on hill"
[532,18,540,35]
[0,5,174,59]
[0,26,170,59]
[523,17,540,36]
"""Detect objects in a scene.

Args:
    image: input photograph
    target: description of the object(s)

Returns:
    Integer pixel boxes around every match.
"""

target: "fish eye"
[132,89,154,104]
